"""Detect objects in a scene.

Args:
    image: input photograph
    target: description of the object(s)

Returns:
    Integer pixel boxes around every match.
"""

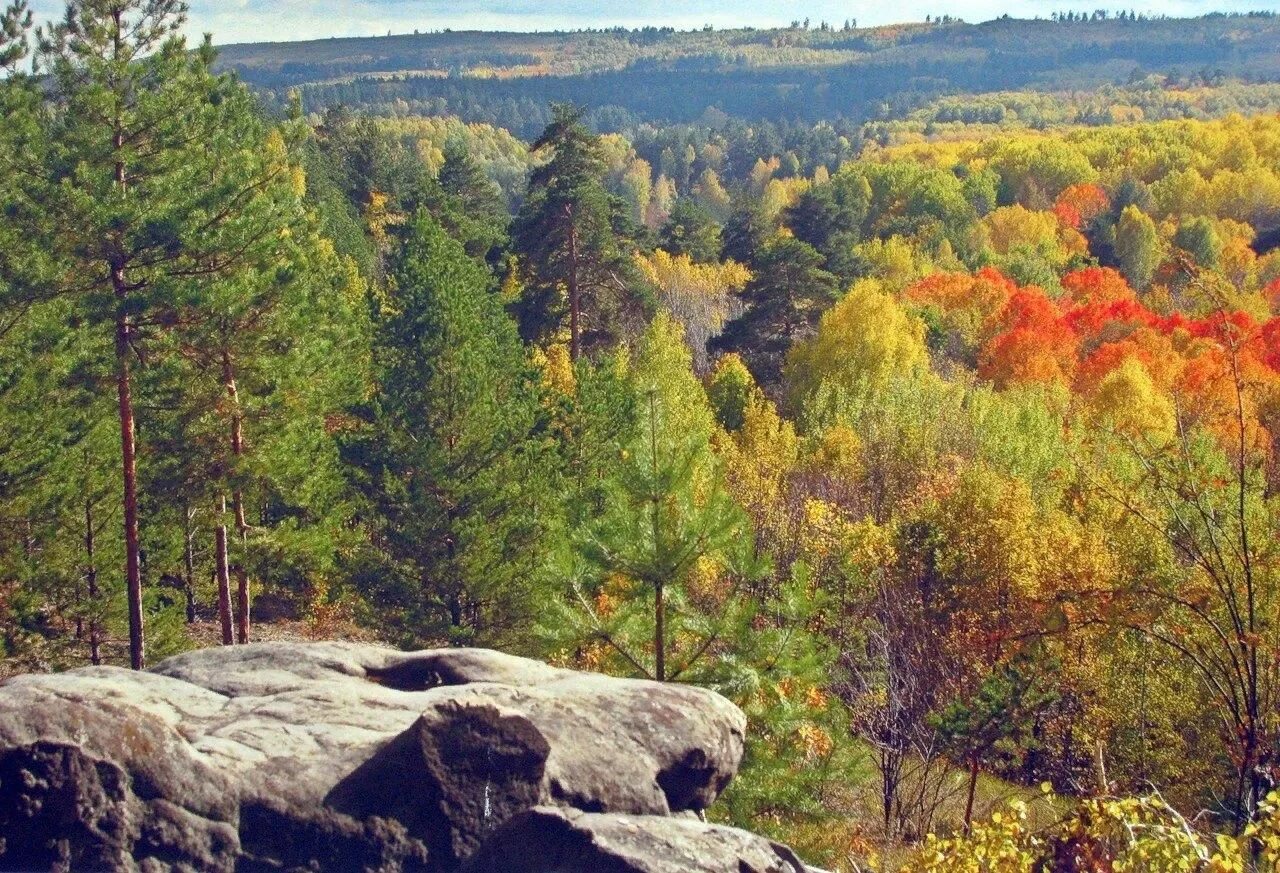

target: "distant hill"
[215,13,1280,138]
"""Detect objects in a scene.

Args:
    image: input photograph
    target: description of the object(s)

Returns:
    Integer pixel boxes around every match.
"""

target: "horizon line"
[210,9,1262,49]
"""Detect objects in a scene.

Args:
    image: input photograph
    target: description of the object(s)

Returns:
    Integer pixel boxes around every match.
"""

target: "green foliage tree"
[851,161,979,257]
[315,106,421,212]
[342,214,555,647]
[659,198,722,264]
[1173,215,1223,270]
[784,172,870,281]
[0,0,30,70]
[1114,204,1162,290]
[721,199,773,266]
[707,353,756,432]
[711,236,838,389]
[546,317,846,863]
[437,139,509,268]
[512,104,640,360]
[3,0,319,668]
[562,314,762,680]
[931,652,1059,832]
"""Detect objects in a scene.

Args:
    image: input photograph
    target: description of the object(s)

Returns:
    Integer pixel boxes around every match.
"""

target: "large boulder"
[0,642,814,872]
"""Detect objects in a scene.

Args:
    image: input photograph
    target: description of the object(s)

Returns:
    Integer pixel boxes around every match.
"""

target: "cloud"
[27,0,1280,45]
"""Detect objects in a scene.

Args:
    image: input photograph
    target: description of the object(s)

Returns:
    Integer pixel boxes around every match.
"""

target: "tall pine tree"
[512,104,641,360]
[3,0,327,666]
[711,236,838,390]
[342,214,556,647]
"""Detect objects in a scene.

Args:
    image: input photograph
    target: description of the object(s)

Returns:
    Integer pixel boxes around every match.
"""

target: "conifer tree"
[660,199,722,264]
[342,214,556,647]
[2,0,325,667]
[721,200,772,266]
[558,313,763,681]
[711,236,838,389]
[438,140,509,268]
[784,172,870,282]
[512,104,640,360]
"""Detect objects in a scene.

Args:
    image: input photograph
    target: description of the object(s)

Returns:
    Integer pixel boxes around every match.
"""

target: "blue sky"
[26,0,1280,45]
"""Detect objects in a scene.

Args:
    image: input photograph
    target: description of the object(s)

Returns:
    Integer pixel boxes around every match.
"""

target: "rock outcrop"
[0,642,819,872]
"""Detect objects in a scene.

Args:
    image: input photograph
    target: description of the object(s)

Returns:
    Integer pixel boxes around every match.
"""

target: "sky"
[26,0,1280,45]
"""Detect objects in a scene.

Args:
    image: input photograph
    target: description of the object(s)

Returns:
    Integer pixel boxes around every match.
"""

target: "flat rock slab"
[462,807,822,873]
[0,642,755,872]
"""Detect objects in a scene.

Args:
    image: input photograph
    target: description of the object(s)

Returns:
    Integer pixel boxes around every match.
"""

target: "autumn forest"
[4,1,1280,870]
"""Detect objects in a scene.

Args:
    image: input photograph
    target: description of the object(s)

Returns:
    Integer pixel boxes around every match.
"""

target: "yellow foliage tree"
[1089,357,1177,442]
[981,203,1087,270]
[853,236,935,292]
[716,390,801,563]
[637,250,750,372]
[785,278,929,408]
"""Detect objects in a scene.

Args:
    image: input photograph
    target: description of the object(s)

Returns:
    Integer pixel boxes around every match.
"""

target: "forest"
[4,0,1280,870]
[216,12,1280,138]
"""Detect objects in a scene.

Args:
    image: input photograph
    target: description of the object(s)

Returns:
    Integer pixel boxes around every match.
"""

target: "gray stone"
[0,669,240,872]
[461,806,816,873]
[0,642,765,872]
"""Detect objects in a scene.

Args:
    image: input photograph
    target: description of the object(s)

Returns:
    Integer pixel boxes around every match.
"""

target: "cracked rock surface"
[0,642,818,872]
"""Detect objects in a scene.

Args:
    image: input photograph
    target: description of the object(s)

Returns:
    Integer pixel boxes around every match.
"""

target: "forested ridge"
[217,12,1280,138]
[6,1,1280,870]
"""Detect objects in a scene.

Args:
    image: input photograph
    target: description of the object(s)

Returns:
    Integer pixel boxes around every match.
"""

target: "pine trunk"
[223,350,251,644]
[235,566,250,644]
[183,504,196,624]
[85,498,100,666]
[655,579,666,682]
[215,522,234,645]
[110,35,144,669]
[115,307,145,670]
[963,757,980,834]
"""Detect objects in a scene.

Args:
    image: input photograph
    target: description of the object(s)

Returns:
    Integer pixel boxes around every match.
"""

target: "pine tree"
[721,200,772,266]
[0,296,118,669]
[3,0,325,667]
[660,198,722,264]
[711,236,838,389]
[556,313,763,681]
[931,651,1059,833]
[0,1,29,70]
[543,317,842,852]
[512,104,641,360]
[784,172,870,282]
[342,214,556,647]
[169,209,369,646]
[438,139,509,268]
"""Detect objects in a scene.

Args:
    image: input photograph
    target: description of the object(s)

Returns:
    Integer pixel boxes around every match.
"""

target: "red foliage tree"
[1053,183,1110,230]
[979,288,1079,388]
